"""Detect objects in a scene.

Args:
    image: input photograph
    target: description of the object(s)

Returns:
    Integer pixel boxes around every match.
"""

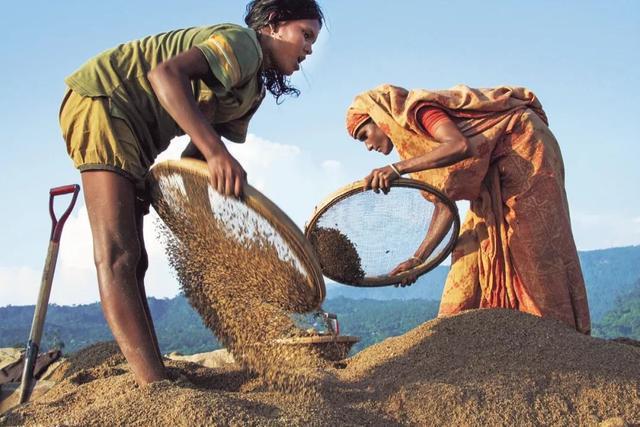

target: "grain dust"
[149,168,328,395]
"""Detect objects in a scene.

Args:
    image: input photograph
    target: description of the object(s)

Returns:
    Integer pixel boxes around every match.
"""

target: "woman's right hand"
[206,149,247,198]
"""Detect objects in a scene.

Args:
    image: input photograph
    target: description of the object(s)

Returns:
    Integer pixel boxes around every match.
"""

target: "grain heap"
[308,226,364,283]
[3,310,639,426]
[150,168,328,393]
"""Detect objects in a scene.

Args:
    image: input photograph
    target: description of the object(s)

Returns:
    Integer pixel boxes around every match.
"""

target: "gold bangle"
[389,163,402,178]
[410,255,422,263]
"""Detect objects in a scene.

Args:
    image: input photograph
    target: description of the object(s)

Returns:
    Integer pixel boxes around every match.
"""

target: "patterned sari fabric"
[346,84,590,334]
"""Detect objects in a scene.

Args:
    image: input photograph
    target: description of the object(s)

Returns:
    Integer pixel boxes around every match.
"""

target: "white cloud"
[321,159,342,172]
[0,266,41,307]
[0,205,180,306]
[11,133,634,307]
[0,206,98,307]
[152,136,189,164]
[1,133,350,306]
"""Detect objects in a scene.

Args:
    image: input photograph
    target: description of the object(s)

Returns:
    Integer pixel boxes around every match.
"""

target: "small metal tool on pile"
[281,311,359,362]
[319,311,339,336]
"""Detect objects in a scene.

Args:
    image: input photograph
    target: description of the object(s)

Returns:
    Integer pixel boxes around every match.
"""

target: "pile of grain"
[308,226,364,283]
[3,309,639,426]
[150,169,328,394]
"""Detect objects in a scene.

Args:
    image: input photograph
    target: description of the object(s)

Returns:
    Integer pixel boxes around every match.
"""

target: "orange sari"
[346,84,590,334]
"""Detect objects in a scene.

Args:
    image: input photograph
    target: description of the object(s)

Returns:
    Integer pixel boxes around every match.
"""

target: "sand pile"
[3,308,639,426]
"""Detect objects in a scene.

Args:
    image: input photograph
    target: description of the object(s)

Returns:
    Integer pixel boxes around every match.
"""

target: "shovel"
[18,184,80,404]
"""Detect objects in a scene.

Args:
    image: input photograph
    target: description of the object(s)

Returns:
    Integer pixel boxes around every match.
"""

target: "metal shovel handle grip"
[49,184,80,243]
[50,184,78,196]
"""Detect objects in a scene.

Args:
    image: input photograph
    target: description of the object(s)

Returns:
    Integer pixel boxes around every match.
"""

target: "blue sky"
[1,1,638,306]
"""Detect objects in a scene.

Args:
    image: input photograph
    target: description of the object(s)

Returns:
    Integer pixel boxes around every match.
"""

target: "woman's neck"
[256,31,275,72]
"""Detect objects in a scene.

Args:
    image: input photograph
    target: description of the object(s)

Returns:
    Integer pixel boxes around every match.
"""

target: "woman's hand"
[389,257,421,287]
[206,149,247,198]
[364,165,400,194]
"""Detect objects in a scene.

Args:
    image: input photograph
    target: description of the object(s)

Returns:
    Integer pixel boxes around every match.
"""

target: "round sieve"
[305,178,460,287]
[148,158,326,312]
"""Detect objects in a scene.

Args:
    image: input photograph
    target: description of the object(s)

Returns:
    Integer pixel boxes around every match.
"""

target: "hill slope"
[326,245,640,322]
[0,297,439,355]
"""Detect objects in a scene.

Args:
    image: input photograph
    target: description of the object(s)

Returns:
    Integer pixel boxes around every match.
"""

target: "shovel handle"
[49,184,80,243]
[19,184,80,404]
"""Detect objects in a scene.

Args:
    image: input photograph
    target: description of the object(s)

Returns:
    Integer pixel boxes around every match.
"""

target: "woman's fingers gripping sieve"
[234,173,244,198]
[207,162,219,194]
[224,171,234,197]
[381,175,391,194]
[390,258,416,276]
[364,170,377,192]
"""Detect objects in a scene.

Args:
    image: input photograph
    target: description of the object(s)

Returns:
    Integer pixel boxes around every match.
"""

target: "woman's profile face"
[355,121,394,155]
[267,19,321,76]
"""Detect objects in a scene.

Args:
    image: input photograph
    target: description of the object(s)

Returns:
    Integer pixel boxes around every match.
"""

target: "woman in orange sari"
[345,84,590,334]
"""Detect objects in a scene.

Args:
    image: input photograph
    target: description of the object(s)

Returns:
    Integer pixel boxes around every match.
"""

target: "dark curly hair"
[245,0,324,103]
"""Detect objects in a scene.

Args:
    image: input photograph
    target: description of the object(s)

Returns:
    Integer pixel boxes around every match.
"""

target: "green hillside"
[0,296,438,356]
[2,245,639,355]
[579,245,640,320]
[327,246,640,322]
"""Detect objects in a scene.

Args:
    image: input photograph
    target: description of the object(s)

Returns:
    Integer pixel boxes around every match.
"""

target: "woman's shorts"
[59,88,148,191]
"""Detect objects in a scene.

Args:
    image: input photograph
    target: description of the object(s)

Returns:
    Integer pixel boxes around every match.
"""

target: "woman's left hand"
[364,165,399,194]
[389,257,421,287]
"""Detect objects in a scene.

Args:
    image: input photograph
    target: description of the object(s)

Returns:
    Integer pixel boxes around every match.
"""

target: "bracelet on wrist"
[389,163,402,178]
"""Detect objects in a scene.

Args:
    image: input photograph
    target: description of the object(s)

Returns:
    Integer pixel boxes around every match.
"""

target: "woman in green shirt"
[59,0,324,385]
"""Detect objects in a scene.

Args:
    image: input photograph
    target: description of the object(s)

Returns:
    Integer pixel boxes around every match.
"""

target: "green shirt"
[65,24,265,166]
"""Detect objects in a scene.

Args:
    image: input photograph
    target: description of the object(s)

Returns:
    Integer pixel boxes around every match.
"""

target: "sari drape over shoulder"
[346,84,590,334]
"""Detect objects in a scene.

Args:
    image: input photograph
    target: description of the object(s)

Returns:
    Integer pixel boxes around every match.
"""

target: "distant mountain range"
[1,245,638,355]
[327,245,640,322]
[0,296,439,356]
[577,245,640,320]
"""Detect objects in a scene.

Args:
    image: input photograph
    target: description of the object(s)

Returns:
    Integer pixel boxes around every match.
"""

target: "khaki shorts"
[59,89,148,190]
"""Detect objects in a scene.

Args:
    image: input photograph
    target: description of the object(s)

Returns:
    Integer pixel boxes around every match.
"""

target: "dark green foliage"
[593,279,640,340]
[0,304,114,352]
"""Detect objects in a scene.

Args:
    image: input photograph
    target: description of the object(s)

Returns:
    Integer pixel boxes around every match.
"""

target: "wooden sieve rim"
[304,178,460,287]
[148,158,326,305]
[275,335,360,345]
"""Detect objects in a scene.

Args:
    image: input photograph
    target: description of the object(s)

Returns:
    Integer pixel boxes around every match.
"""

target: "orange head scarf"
[344,83,548,200]
[345,112,370,138]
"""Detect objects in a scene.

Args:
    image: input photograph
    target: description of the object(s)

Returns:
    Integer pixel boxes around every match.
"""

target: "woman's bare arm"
[366,118,478,194]
[394,119,477,174]
[390,201,454,286]
[148,48,246,197]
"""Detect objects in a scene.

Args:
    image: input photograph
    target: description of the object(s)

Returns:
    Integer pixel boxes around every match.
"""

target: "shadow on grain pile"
[2,309,639,426]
